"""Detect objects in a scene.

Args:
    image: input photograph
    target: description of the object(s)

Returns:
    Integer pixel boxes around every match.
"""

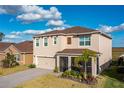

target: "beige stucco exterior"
[33,32,112,75]
[0,45,33,65]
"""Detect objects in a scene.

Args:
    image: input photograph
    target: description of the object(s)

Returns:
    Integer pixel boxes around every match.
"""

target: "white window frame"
[79,35,91,46]
[43,37,48,46]
[35,38,40,47]
[53,36,57,45]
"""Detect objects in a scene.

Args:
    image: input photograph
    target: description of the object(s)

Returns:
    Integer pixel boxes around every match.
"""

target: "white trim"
[79,35,91,46]
[35,38,40,47]
[43,37,48,47]
[34,31,99,37]
[34,31,112,39]
[52,36,57,45]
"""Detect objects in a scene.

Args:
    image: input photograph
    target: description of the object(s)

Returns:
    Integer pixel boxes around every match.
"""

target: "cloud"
[98,23,124,33]
[0,5,66,27]
[22,30,45,35]
[16,6,62,24]
[3,26,69,43]
[5,34,22,39]
[0,6,22,14]
[17,13,42,23]
[46,20,64,26]
[9,18,14,22]
[11,27,65,36]
[3,39,12,42]
[0,8,6,14]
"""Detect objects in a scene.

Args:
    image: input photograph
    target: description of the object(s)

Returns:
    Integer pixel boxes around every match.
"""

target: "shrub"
[53,66,59,73]
[61,70,81,79]
[77,75,82,80]
[62,70,71,77]
[70,70,77,76]
[117,67,124,73]
[28,64,36,68]
[80,72,84,78]
[1,53,18,68]
[87,73,92,78]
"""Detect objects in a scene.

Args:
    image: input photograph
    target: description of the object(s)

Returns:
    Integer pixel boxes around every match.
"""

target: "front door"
[60,57,68,72]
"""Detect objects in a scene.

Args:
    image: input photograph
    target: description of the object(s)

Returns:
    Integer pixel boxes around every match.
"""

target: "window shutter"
[67,37,71,44]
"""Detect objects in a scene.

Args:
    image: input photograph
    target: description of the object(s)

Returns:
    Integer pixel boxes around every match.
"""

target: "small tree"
[0,32,5,41]
[75,49,96,79]
[2,53,18,68]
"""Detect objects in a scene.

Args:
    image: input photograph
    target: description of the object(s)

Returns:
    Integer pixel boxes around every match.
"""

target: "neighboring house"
[33,26,112,76]
[112,47,124,61]
[0,41,33,65]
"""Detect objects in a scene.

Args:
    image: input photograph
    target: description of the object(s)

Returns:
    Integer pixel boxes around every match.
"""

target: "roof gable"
[0,41,33,53]
[0,42,15,52]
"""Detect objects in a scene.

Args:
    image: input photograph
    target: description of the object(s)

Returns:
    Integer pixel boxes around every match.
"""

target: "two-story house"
[33,26,112,76]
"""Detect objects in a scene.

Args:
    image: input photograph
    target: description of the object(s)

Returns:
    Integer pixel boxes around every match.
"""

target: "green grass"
[0,65,29,76]
[104,76,124,88]
[102,66,124,88]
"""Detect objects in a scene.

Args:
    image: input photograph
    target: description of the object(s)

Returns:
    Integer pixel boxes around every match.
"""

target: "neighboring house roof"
[34,26,112,39]
[57,48,99,55]
[0,41,33,53]
[112,47,124,52]
[15,41,33,53]
[0,42,15,52]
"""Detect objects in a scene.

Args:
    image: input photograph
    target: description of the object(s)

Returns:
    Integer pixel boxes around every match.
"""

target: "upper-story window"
[36,38,39,47]
[79,36,91,46]
[44,37,48,46]
[53,36,57,45]
[67,37,71,45]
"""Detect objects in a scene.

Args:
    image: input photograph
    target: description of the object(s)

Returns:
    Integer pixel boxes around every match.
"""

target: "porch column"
[35,55,38,66]
[92,57,97,77]
[68,56,71,70]
[57,55,60,72]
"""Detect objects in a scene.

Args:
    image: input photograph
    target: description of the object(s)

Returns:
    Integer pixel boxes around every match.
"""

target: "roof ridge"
[34,26,97,37]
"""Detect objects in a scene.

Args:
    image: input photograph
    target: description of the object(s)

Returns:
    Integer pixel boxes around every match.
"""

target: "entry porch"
[56,49,100,76]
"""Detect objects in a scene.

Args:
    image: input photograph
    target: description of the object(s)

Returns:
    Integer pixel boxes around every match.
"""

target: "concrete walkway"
[0,68,52,88]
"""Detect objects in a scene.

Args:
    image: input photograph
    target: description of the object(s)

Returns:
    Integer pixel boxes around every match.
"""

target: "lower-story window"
[15,54,20,62]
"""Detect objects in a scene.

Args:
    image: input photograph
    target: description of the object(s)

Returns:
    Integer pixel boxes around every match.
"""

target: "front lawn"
[0,65,29,76]
[17,74,106,88]
[17,66,124,88]
[104,76,124,88]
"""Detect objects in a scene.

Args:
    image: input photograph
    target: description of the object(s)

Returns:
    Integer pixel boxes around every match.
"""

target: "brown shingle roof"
[15,41,33,53]
[34,26,111,39]
[35,26,97,37]
[0,42,15,52]
[0,41,33,53]
[57,48,98,55]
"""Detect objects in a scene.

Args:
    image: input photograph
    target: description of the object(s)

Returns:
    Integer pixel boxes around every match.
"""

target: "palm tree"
[0,32,5,41]
[75,49,96,79]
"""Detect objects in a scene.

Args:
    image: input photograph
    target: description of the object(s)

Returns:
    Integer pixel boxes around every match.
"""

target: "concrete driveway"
[0,68,52,88]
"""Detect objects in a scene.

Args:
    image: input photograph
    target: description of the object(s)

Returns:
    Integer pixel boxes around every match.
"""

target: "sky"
[0,5,124,47]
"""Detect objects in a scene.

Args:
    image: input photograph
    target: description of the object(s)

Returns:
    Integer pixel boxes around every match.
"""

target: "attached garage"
[36,56,55,70]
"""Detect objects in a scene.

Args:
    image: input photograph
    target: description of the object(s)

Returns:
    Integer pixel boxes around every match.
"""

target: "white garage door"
[37,57,55,70]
